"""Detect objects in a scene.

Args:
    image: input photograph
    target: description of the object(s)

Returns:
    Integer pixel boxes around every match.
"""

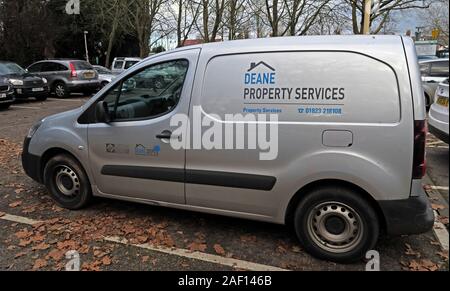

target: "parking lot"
[0,96,448,271]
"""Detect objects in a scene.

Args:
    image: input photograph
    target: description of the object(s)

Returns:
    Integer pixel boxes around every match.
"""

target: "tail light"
[69,63,77,78]
[412,120,427,179]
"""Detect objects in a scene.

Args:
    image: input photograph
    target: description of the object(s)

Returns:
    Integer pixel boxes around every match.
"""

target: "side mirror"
[95,101,111,123]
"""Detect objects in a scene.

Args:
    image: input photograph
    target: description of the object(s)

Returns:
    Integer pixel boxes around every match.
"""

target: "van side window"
[430,61,449,77]
[101,59,189,122]
[113,61,124,69]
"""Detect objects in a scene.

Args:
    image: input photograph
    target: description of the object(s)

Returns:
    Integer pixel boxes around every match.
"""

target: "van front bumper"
[21,137,42,183]
[379,189,434,235]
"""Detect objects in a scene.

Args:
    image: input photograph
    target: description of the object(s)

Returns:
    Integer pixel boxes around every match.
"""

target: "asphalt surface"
[0,95,448,271]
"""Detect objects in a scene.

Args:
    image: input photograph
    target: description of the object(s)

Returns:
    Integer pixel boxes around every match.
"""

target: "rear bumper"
[66,80,101,91]
[379,189,434,235]
[21,137,42,183]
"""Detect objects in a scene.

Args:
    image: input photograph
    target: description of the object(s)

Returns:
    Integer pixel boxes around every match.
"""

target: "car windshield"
[0,62,26,75]
[95,67,112,74]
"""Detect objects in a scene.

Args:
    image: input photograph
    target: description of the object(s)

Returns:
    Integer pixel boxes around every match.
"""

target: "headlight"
[27,120,43,139]
[42,78,48,84]
[9,79,24,86]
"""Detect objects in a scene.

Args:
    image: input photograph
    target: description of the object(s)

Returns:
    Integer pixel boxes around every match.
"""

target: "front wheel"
[0,103,11,110]
[294,186,379,263]
[43,154,92,210]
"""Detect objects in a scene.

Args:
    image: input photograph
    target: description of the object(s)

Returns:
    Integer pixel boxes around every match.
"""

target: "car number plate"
[32,87,44,92]
[436,96,449,107]
[84,72,95,79]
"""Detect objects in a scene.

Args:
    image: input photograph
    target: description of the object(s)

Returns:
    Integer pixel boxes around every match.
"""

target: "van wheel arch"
[285,179,386,232]
[40,148,81,182]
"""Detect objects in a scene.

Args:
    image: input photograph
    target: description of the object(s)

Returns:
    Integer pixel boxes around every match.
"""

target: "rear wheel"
[44,154,92,210]
[53,82,69,98]
[294,186,379,263]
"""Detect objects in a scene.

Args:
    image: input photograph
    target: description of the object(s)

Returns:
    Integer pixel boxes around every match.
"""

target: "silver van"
[22,36,434,263]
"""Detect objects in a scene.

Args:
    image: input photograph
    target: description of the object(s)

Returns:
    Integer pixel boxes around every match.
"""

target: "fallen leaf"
[142,256,150,263]
[15,229,33,239]
[437,251,449,260]
[9,201,22,208]
[14,252,27,259]
[0,211,5,217]
[101,256,112,266]
[46,249,65,261]
[431,204,445,210]
[32,243,51,251]
[32,258,47,270]
[187,242,207,252]
[213,244,226,256]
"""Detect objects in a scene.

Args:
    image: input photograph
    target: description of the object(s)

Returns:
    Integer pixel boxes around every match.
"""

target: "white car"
[111,57,142,75]
[419,58,449,109]
[93,65,115,88]
[428,79,449,143]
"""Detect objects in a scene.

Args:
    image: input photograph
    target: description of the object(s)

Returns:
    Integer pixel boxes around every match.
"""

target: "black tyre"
[35,96,47,102]
[294,186,379,263]
[0,103,11,110]
[53,82,69,98]
[43,154,92,210]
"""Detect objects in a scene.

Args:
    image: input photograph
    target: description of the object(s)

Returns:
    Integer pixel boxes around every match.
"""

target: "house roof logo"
[247,62,275,72]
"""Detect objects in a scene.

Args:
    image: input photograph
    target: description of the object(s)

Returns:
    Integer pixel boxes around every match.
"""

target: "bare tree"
[169,0,201,47]
[224,0,251,40]
[197,0,227,42]
[282,0,332,36]
[128,0,166,57]
[419,0,449,45]
[345,0,431,34]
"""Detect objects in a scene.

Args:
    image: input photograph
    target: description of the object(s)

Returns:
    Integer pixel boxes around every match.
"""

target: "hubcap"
[307,202,363,254]
[55,85,65,96]
[55,166,80,197]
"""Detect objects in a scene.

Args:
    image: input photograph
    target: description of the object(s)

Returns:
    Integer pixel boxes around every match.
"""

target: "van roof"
[143,35,410,62]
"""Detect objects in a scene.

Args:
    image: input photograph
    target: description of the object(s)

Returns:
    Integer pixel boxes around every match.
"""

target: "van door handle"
[156,130,173,139]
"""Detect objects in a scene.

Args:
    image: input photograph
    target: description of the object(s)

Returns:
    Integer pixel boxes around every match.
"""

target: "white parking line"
[48,98,88,102]
[430,186,449,191]
[0,213,42,225]
[10,105,41,110]
[433,210,449,251]
[0,212,288,271]
[104,236,288,271]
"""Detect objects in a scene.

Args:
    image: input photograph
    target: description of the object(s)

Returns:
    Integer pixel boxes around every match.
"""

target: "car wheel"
[0,103,11,110]
[53,82,69,98]
[425,93,431,111]
[294,186,379,263]
[35,96,47,102]
[154,77,165,89]
[43,154,92,210]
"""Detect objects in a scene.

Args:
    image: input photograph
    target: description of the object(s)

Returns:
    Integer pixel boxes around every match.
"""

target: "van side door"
[87,49,200,204]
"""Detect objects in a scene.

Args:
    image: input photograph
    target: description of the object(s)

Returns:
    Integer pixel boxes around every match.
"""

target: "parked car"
[0,77,15,110]
[419,58,449,109]
[111,57,141,75]
[0,61,49,101]
[22,36,433,263]
[27,59,100,98]
[428,79,449,143]
[93,65,115,88]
